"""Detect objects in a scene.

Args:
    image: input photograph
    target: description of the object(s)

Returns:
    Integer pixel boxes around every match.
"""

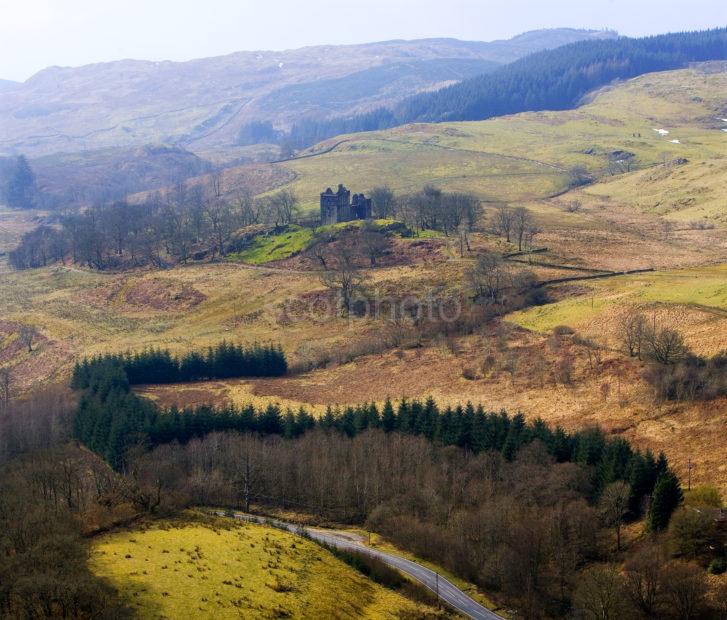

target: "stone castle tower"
[320,184,372,225]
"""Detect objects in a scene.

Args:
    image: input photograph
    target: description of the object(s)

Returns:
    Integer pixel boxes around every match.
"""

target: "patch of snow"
[722,128,727,133]
[653,128,670,135]
[669,139,680,144]
[256,54,263,60]
[278,62,284,68]
[721,118,727,123]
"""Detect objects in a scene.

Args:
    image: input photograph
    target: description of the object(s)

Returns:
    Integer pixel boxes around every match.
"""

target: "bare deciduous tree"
[358,222,391,267]
[320,242,367,316]
[270,189,300,226]
[565,199,582,213]
[621,309,647,359]
[643,326,689,365]
[599,481,630,551]
[368,185,396,219]
[466,252,510,305]
[660,562,708,620]
[19,325,36,353]
[573,564,628,620]
[205,198,235,258]
[493,204,514,242]
[622,543,665,618]
[512,206,533,252]
[233,187,259,227]
[309,230,333,270]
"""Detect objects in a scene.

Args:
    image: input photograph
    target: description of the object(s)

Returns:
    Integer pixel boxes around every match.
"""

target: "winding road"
[216,511,504,620]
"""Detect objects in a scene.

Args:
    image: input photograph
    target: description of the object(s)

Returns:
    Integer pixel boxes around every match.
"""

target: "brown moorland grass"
[142,325,727,498]
[1,65,726,500]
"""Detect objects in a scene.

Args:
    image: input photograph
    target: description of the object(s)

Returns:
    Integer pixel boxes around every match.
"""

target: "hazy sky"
[1,0,725,81]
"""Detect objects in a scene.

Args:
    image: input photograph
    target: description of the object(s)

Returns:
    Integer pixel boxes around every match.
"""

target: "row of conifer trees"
[71,341,287,387]
[71,351,682,530]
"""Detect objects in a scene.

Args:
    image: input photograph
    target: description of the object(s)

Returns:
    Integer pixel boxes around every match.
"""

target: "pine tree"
[470,407,490,453]
[259,404,283,435]
[381,399,396,432]
[420,397,439,440]
[283,409,297,439]
[5,155,36,209]
[647,470,683,531]
[366,403,380,429]
[321,406,336,431]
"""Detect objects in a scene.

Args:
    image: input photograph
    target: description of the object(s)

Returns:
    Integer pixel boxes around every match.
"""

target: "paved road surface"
[217,511,503,620]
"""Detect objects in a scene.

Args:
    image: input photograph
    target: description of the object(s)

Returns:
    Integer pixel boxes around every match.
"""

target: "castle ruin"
[320,184,372,225]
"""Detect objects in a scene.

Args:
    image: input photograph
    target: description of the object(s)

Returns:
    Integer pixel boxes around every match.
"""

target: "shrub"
[684,485,723,508]
[709,558,726,575]
[643,352,727,401]
[668,507,718,558]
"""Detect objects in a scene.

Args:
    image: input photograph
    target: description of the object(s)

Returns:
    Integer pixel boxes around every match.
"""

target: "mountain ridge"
[0,28,616,158]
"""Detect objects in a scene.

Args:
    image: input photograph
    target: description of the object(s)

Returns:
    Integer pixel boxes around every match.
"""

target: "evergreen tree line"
[71,355,681,529]
[276,28,727,148]
[72,342,287,388]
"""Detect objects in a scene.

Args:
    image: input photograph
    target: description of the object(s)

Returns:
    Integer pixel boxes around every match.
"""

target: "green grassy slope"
[274,65,727,214]
[91,515,431,619]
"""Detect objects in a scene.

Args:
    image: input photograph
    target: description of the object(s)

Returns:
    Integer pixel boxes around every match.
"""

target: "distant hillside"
[0,29,614,158]
[238,64,727,214]
[0,145,214,209]
[31,145,212,207]
[285,28,727,147]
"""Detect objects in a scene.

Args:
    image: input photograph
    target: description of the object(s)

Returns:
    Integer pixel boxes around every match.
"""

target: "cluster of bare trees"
[9,173,300,269]
[0,386,143,617]
[492,204,541,251]
[0,386,73,467]
[369,184,481,238]
[620,310,727,401]
[620,310,689,365]
[0,446,134,618]
[130,430,726,618]
[314,222,395,315]
[134,431,602,614]
[573,545,725,620]
[466,251,542,310]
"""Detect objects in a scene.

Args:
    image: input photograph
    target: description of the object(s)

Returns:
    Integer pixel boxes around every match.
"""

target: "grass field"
[91,514,433,619]
[270,65,727,213]
[0,258,455,391]
[582,158,727,225]
[508,265,727,354]
[228,225,316,264]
